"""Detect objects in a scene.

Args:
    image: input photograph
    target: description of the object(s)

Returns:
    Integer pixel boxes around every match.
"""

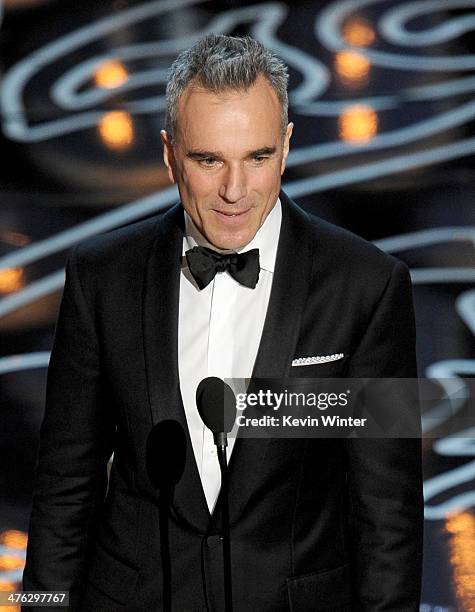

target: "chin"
[210,239,242,251]
[206,227,255,251]
[214,234,253,251]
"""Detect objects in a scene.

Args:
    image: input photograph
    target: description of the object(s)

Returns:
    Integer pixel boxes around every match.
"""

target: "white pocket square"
[291,353,344,367]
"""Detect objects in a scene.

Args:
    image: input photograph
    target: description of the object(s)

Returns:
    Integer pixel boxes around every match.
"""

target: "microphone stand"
[216,432,233,612]
[196,377,236,612]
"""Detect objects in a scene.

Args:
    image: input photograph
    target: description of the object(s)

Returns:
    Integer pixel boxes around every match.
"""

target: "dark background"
[0,0,474,608]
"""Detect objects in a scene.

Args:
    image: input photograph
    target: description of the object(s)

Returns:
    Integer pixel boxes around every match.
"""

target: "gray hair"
[165,34,289,142]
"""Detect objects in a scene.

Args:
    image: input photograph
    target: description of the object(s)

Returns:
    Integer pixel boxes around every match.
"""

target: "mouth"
[212,208,252,219]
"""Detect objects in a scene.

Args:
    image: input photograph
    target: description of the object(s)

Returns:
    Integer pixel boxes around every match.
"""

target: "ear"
[280,122,294,175]
[160,129,177,184]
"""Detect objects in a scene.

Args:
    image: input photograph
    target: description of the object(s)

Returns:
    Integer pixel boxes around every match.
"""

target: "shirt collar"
[182,197,281,273]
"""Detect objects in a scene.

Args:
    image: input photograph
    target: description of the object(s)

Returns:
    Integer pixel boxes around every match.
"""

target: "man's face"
[161,76,293,250]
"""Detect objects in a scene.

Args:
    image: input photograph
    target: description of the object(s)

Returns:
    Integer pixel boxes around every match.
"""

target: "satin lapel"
[209,192,314,530]
[251,192,313,379]
[142,203,211,532]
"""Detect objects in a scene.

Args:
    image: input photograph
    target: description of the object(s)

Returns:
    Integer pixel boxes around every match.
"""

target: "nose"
[219,163,247,203]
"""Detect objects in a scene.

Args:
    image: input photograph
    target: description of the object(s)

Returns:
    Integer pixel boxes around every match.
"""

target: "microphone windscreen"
[196,377,237,434]
[146,419,186,490]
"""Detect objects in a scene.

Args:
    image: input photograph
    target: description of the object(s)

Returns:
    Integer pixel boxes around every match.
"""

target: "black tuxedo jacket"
[22,192,423,611]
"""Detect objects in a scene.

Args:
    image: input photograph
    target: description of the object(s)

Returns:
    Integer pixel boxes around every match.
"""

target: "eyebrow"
[186,146,277,160]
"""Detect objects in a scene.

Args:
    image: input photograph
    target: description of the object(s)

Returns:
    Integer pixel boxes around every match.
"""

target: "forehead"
[175,76,282,152]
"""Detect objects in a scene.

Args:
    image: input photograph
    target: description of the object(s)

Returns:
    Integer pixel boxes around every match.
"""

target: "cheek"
[182,167,216,199]
[253,165,282,195]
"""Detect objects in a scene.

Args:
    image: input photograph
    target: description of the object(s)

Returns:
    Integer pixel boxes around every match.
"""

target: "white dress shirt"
[178,198,282,512]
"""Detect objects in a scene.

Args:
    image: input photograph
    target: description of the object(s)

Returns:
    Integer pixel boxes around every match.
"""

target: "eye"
[199,157,218,167]
[252,155,269,164]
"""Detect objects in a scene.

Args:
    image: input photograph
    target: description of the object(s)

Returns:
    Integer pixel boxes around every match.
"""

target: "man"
[23,35,423,611]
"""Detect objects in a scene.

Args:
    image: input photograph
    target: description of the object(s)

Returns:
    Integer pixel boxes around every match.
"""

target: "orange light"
[0,232,30,247]
[0,268,24,294]
[94,60,128,90]
[0,580,19,612]
[0,555,24,571]
[0,531,27,550]
[98,111,134,150]
[339,104,378,144]
[335,51,371,83]
[342,18,375,47]
[446,512,475,610]
[0,580,16,590]
[4,0,51,6]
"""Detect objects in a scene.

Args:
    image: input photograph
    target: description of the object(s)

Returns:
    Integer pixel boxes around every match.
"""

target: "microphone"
[146,420,186,492]
[146,420,187,612]
[196,377,236,612]
[196,376,237,449]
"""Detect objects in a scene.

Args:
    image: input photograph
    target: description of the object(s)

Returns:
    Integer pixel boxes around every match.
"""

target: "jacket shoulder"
[304,209,403,279]
[282,191,401,277]
[73,211,164,263]
[70,203,183,277]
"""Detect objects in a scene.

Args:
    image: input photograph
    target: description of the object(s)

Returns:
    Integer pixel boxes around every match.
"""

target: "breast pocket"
[286,563,351,611]
[289,356,349,379]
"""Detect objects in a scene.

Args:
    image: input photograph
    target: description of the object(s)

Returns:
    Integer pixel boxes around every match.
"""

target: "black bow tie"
[185,246,260,290]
